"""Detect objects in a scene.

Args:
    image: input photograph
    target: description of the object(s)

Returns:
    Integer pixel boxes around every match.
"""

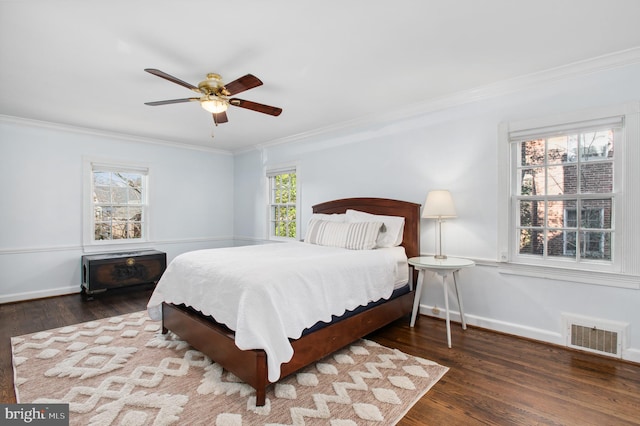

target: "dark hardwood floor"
[2,288,639,425]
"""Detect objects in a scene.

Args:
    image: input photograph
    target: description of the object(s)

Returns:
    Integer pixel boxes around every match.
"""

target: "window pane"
[581,199,611,229]
[547,200,576,228]
[547,135,575,164]
[520,139,545,166]
[112,207,128,220]
[581,162,613,194]
[519,168,545,196]
[112,186,128,203]
[580,130,613,161]
[580,231,611,260]
[112,222,127,239]
[565,231,577,256]
[129,206,143,221]
[547,229,575,258]
[290,175,297,202]
[128,188,142,203]
[95,223,111,240]
[547,164,577,195]
[274,221,285,237]
[111,173,140,192]
[94,186,110,203]
[93,172,111,186]
[519,229,544,255]
[94,206,104,221]
[99,206,113,220]
[519,200,544,227]
[130,222,142,238]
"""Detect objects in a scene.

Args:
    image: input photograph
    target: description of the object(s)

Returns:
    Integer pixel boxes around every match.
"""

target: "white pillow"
[304,219,382,250]
[345,209,405,248]
[308,213,346,222]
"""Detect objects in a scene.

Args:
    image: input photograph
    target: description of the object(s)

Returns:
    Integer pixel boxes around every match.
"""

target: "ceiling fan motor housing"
[198,73,229,96]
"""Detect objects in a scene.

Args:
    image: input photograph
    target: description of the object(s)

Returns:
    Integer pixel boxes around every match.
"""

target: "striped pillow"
[304,219,383,250]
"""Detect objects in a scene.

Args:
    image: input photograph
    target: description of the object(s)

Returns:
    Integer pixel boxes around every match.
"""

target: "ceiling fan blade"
[229,98,282,116]
[144,68,200,92]
[144,98,199,106]
[224,74,263,96]
[212,111,229,124]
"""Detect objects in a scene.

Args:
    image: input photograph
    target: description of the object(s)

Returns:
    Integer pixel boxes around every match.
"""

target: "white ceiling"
[2,1,640,153]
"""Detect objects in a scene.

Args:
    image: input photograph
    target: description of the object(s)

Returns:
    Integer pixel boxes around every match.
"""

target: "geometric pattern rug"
[11,311,448,425]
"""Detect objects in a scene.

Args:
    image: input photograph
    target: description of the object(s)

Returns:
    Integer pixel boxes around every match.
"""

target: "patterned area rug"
[11,311,448,425]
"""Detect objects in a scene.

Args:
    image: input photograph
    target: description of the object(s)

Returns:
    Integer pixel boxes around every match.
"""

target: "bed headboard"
[311,197,421,259]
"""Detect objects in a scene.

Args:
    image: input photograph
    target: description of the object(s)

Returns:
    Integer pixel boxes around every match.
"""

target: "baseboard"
[417,303,563,346]
[417,303,640,364]
[623,348,640,364]
[0,285,79,304]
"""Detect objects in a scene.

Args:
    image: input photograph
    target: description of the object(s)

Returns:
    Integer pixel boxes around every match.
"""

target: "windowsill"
[497,262,640,290]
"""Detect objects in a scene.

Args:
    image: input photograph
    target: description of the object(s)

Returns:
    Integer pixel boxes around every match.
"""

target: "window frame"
[266,165,299,241]
[497,102,640,289]
[83,159,150,248]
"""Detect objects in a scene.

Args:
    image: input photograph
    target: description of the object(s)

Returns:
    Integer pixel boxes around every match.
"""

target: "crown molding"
[254,47,640,152]
[0,114,233,156]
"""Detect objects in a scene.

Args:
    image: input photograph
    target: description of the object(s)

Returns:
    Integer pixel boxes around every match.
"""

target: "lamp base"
[434,254,448,260]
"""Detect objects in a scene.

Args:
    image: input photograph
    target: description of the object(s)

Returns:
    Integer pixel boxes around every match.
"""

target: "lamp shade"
[422,190,457,218]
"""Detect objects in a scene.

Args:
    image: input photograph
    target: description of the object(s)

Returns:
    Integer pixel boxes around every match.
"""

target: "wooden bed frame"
[161,197,421,406]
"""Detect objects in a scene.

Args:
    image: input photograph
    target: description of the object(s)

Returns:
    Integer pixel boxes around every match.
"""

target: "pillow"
[304,219,383,250]
[308,213,346,222]
[345,209,405,248]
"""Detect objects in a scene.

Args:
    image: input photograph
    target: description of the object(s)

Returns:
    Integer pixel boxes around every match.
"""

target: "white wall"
[234,61,640,362]
[0,119,234,303]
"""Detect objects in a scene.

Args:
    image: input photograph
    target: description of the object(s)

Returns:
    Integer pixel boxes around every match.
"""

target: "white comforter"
[147,241,407,381]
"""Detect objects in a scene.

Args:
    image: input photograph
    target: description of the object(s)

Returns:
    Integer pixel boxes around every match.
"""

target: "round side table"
[408,256,475,348]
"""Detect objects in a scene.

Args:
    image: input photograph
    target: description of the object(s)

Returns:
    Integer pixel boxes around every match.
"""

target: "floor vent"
[562,314,626,358]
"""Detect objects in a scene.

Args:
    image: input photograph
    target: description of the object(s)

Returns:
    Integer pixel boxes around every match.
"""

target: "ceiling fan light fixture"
[200,97,228,113]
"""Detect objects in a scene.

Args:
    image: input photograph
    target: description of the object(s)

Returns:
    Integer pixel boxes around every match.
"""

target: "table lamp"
[422,190,457,259]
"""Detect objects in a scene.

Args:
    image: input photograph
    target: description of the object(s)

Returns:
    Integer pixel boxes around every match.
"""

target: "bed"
[151,197,420,406]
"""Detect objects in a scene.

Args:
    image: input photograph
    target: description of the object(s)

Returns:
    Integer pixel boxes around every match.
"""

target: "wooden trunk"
[82,250,166,298]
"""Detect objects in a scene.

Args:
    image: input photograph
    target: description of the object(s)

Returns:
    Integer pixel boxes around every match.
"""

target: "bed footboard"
[161,289,413,406]
[162,303,269,405]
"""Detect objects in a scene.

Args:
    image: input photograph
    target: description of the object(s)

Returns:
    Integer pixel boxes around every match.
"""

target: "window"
[267,167,298,240]
[515,127,615,263]
[498,103,640,287]
[89,163,148,243]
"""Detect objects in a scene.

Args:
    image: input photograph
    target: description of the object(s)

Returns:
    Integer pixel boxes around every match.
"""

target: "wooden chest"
[81,250,166,299]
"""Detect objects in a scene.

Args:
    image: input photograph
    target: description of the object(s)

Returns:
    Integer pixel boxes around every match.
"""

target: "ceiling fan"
[144,68,282,125]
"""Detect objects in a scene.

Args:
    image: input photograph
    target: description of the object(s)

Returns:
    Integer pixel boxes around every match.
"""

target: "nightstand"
[408,256,475,348]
